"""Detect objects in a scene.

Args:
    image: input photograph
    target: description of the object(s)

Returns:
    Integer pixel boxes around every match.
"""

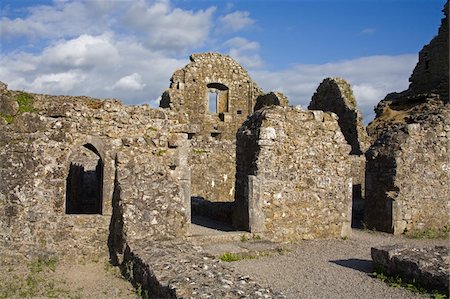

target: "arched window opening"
[207,83,229,113]
[66,144,103,214]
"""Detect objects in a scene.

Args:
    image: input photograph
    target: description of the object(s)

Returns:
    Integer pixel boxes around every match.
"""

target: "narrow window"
[208,92,217,113]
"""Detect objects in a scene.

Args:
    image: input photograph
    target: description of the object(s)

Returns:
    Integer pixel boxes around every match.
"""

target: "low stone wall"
[119,240,285,299]
[234,106,352,240]
[0,86,191,258]
[371,245,449,294]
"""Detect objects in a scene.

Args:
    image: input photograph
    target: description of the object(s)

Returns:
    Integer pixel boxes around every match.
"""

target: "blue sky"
[0,0,446,123]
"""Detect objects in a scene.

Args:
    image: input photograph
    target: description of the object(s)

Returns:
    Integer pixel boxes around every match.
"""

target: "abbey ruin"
[0,2,448,298]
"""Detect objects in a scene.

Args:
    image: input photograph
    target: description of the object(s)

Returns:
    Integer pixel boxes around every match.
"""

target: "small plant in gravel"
[220,252,242,262]
[29,256,58,273]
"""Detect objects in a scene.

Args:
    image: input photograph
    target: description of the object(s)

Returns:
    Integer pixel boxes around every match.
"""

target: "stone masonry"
[161,53,264,203]
[365,1,449,234]
[308,78,369,227]
[234,106,352,240]
[0,85,191,258]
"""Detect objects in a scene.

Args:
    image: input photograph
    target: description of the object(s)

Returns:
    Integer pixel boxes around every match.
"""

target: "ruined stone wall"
[365,2,449,234]
[161,53,263,202]
[365,110,450,234]
[309,77,369,154]
[308,78,369,227]
[234,107,352,241]
[0,85,190,258]
[408,1,449,102]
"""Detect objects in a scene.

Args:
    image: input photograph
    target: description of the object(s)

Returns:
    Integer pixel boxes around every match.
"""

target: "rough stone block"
[371,245,449,293]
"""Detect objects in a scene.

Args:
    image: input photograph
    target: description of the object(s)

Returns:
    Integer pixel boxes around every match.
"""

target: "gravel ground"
[227,229,448,299]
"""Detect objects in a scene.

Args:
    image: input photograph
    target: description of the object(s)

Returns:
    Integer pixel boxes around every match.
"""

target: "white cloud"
[224,37,260,51]
[112,73,146,91]
[123,0,216,52]
[0,33,187,104]
[0,1,120,40]
[31,71,86,93]
[250,54,418,123]
[41,34,119,69]
[218,11,255,32]
[223,37,263,69]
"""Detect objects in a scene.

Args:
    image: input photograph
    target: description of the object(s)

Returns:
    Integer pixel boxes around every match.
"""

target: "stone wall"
[0,84,191,258]
[365,111,450,234]
[254,92,289,111]
[160,52,263,202]
[309,77,369,155]
[234,107,352,240]
[365,2,449,234]
[308,77,369,227]
[408,1,448,102]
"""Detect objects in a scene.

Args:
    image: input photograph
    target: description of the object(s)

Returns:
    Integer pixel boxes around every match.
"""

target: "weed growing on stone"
[240,235,248,242]
[252,234,262,240]
[193,149,208,154]
[0,113,14,124]
[371,269,448,299]
[156,149,167,156]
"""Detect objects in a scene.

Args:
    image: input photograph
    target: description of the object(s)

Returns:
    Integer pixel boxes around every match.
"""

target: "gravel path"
[227,230,448,299]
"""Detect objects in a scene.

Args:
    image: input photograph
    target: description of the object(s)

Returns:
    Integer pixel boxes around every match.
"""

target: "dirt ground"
[0,254,137,299]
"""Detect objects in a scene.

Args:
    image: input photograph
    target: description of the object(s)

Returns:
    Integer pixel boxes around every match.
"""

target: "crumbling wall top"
[309,77,369,154]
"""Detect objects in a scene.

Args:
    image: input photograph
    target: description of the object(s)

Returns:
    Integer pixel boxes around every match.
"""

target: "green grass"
[404,224,450,239]
[371,269,448,299]
[0,256,79,299]
[29,256,58,274]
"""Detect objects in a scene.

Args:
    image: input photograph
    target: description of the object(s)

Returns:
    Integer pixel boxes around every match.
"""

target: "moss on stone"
[16,92,35,113]
[0,113,14,124]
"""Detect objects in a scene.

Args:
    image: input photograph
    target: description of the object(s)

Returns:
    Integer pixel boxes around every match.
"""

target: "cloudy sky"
[0,0,446,123]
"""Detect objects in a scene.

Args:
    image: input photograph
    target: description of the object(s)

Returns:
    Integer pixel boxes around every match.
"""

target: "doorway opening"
[66,143,103,214]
